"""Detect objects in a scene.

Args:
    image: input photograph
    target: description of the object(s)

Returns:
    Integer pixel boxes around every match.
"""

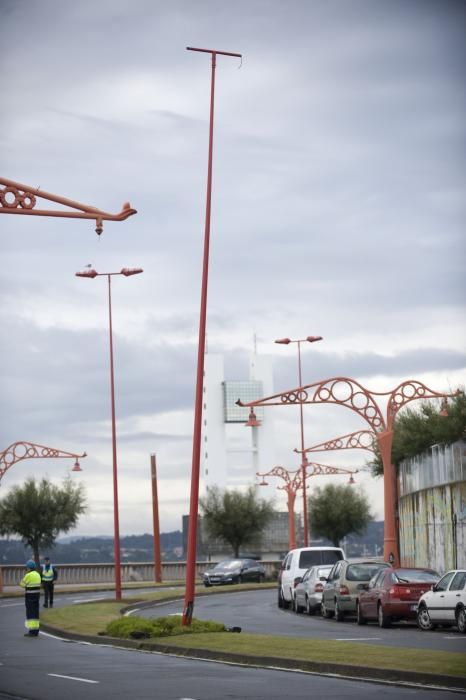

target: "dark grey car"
[203,559,266,587]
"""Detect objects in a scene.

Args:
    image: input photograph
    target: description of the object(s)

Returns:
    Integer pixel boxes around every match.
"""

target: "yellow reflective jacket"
[20,570,42,592]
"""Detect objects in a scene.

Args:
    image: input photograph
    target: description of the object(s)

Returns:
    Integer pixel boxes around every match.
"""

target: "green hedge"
[104,615,225,639]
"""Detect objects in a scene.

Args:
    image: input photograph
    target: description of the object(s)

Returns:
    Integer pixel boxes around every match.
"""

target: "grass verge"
[148,632,466,678]
[42,596,466,680]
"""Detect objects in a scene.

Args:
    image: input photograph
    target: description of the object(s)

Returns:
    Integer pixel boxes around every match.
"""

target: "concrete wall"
[399,441,466,573]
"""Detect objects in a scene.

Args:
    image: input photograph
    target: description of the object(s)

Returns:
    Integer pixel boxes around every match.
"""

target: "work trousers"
[43,581,54,607]
[25,593,40,636]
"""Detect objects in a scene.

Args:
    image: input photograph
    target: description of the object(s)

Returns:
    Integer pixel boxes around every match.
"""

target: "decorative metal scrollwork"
[256,461,358,495]
[0,185,36,210]
[299,430,376,455]
[0,441,86,482]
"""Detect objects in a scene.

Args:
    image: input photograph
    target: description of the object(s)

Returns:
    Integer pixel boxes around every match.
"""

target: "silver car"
[294,565,333,615]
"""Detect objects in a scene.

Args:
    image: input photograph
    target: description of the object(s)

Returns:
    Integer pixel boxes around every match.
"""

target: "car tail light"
[339,585,350,595]
[389,585,416,599]
[314,582,324,593]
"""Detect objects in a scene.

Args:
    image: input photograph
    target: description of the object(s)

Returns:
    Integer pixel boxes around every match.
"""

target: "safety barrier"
[0,560,280,591]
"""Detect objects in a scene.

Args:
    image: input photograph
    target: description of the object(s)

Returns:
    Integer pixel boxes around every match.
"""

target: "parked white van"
[278,547,345,608]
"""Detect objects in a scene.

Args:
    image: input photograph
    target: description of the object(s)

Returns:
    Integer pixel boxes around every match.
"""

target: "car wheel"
[321,601,334,619]
[278,587,284,608]
[356,601,367,625]
[294,596,304,614]
[334,600,345,622]
[204,581,211,588]
[456,607,466,634]
[279,586,290,609]
[377,603,391,628]
[417,604,435,631]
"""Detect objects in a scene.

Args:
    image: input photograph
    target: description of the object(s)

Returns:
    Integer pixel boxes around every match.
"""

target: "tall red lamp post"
[274,336,322,546]
[257,462,357,550]
[76,266,143,600]
[238,378,458,567]
[151,453,162,584]
[183,46,242,626]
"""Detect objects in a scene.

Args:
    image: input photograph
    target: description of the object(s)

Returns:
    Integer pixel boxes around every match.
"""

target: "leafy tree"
[371,390,466,476]
[0,477,86,565]
[308,483,372,547]
[199,485,275,558]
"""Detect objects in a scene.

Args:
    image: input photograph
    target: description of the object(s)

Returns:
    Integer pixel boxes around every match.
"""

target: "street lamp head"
[439,398,449,417]
[348,474,355,484]
[306,336,323,343]
[274,338,291,345]
[245,409,261,427]
[72,459,82,472]
[258,478,269,486]
[75,268,98,278]
[120,267,143,277]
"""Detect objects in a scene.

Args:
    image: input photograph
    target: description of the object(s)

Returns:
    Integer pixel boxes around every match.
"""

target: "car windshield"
[299,550,343,568]
[394,569,439,583]
[214,560,242,570]
[346,563,388,581]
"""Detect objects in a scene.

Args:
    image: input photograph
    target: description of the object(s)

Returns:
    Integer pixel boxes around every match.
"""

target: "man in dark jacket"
[41,557,58,608]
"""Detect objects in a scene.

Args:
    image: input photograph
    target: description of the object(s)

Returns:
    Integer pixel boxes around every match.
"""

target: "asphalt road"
[0,589,464,700]
[138,587,466,654]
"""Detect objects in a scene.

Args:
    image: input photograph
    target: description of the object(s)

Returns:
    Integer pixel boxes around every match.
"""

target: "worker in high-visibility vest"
[41,557,58,608]
[20,560,41,637]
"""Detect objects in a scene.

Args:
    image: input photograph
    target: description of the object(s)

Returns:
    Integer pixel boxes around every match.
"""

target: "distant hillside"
[0,531,183,565]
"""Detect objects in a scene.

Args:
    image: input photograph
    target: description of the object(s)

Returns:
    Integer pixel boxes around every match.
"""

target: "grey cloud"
[1,0,464,534]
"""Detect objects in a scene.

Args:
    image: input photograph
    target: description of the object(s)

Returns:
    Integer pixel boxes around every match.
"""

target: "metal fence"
[399,440,466,496]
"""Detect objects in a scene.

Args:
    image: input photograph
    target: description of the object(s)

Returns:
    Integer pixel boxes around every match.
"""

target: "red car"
[356,567,439,627]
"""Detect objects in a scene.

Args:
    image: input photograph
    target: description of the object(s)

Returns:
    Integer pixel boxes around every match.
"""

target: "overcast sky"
[1,0,465,539]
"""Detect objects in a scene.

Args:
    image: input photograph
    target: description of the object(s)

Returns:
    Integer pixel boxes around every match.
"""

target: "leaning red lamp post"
[239,378,458,567]
[182,46,242,626]
[76,266,143,601]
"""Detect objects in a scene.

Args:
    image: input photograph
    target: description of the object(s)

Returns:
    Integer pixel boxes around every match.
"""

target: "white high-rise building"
[200,352,275,494]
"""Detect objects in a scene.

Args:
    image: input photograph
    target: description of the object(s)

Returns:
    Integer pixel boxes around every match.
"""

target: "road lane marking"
[48,673,99,684]
[334,637,382,641]
[71,597,106,604]
[0,603,23,608]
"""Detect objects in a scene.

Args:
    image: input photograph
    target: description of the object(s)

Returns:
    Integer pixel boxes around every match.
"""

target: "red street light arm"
[257,462,358,490]
[303,462,359,478]
[0,441,87,482]
[187,46,242,58]
[295,429,376,455]
[237,376,459,433]
[0,177,137,235]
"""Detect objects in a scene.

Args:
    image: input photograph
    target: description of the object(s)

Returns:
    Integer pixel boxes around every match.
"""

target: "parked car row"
[279,548,466,634]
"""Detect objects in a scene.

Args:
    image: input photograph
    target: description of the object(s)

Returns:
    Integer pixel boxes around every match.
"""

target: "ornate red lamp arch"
[257,462,358,550]
[240,378,458,566]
